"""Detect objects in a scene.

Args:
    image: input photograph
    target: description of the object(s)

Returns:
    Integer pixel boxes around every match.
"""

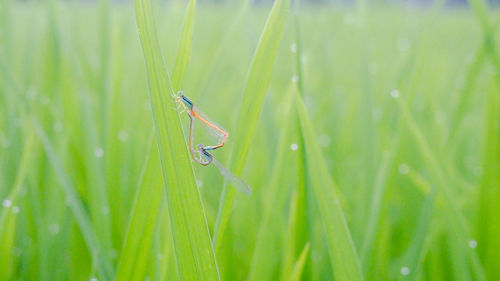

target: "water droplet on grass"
[400,266,410,276]
[94,148,104,158]
[290,143,298,151]
[3,199,12,208]
[468,239,477,249]
[196,180,203,187]
[390,89,400,99]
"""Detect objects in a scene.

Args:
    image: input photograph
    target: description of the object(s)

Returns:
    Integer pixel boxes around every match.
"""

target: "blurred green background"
[1,0,499,280]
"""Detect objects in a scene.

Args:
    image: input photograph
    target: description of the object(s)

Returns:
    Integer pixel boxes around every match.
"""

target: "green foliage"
[133,0,219,279]
[1,1,499,281]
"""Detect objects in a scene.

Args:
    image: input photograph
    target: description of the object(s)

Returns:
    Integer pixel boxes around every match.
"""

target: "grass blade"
[171,0,196,91]
[395,95,486,281]
[289,243,310,281]
[34,120,114,281]
[295,92,364,281]
[133,0,220,279]
[213,0,290,252]
[117,1,196,279]
[477,79,500,280]
[115,140,163,281]
[0,129,34,281]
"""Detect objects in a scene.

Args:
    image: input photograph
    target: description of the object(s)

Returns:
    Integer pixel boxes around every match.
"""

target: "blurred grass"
[1,1,500,281]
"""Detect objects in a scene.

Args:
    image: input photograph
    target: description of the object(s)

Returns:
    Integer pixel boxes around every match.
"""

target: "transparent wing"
[191,105,227,141]
[211,158,252,195]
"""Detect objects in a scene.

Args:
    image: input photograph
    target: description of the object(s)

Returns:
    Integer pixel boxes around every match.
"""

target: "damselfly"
[174,91,252,195]
[174,91,228,151]
[195,144,251,195]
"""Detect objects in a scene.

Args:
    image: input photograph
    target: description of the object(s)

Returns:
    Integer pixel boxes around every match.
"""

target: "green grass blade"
[361,144,396,270]
[247,89,294,281]
[171,0,196,92]
[33,120,114,281]
[0,129,34,281]
[115,140,163,281]
[213,0,290,252]
[295,92,365,281]
[397,194,435,281]
[288,243,310,281]
[395,96,486,281]
[477,79,500,280]
[133,0,219,279]
[116,1,196,279]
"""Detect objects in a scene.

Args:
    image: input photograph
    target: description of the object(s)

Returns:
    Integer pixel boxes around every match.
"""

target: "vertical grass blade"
[213,0,290,252]
[34,120,114,281]
[133,0,219,279]
[295,92,365,281]
[117,1,196,279]
[477,79,500,280]
[288,243,310,281]
[395,96,486,281]
[247,89,294,281]
[0,129,34,281]
[115,140,163,281]
[171,0,196,91]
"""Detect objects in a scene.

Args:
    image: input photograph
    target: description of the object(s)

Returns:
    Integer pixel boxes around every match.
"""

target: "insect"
[174,91,252,195]
[174,91,228,152]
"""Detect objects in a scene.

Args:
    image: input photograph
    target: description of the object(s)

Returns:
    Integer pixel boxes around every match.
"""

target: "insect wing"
[212,158,252,195]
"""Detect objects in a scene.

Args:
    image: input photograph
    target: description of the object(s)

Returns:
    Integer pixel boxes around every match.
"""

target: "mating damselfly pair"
[173,91,251,195]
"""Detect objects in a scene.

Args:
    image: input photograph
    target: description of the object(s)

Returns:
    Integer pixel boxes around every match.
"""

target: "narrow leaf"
[133,0,220,279]
[295,92,365,281]
[213,0,290,252]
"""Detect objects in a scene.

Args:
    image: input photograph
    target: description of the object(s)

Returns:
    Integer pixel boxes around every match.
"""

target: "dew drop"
[400,266,410,276]
[3,199,12,208]
[290,143,299,151]
[468,239,477,249]
[196,180,203,188]
[94,148,104,158]
[390,89,400,99]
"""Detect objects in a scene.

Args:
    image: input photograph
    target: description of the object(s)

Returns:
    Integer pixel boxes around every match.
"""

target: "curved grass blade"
[133,0,220,279]
[295,92,365,281]
[213,0,290,252]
